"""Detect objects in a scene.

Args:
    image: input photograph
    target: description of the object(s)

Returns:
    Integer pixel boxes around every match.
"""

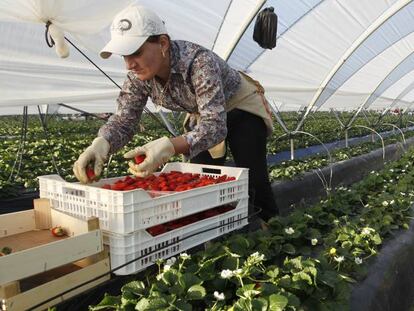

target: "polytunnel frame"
[347,50,414,129]
[241,0,326,72]
[222,0,267,61]
[222,0,331,162]
[388,79,414,113]
[295,0,414,132]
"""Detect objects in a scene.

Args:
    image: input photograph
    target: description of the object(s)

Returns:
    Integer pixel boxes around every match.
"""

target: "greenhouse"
[2,0,414,310]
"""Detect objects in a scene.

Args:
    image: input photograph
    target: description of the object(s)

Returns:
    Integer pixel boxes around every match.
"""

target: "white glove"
[73,137,110,184]
[124,136,175,177]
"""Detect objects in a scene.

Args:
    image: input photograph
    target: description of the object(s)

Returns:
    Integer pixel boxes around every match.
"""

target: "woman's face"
[123,40,166,81]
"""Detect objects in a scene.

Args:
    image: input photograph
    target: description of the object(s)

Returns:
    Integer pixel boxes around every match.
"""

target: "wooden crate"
[0,199,111,311]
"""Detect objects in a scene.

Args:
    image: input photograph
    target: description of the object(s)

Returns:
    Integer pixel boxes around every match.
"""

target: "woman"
[73,4,278,221]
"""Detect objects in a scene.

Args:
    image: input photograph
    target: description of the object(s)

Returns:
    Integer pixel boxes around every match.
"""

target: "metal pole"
[290,138,295,160]
[345,129,349,148]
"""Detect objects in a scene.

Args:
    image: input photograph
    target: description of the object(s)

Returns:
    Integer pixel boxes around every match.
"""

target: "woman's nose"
[124,56,136,70]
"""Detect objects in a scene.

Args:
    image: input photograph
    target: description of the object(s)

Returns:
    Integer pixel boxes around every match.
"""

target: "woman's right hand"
[73,137,110,184]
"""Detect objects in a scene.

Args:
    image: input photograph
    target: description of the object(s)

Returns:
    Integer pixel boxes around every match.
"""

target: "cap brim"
[100,35,148,59]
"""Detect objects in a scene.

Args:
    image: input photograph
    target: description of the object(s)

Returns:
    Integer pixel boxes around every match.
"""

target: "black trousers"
[190,109,279,221]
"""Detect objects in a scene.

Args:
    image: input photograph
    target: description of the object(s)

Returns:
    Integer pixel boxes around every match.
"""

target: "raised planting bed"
[272,136,414,214]
[84,147,414,310]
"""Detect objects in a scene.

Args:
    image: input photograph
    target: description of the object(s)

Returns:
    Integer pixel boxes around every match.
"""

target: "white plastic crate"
[38,162,249,234]
[105,198,249,275]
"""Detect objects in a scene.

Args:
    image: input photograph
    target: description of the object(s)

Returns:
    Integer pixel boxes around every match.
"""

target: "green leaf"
[186,284,206,300]
[179,273,202,290]
[372,233,382,245]
[227,236,250,256]
[259,283,279,296]
[292,271,313,285]
[121,281,146,299]
[278,275,291,287]
[266,266,279,279]
[337,233,349,241]
[169,283,185,295]
[318,271,340,288]
[251,297,268,311]
[162,270,179,286]
[268,294,288,311]
[236,284,261,299]
[341,241,352,249]
[174,299,193,311]
[89,294,121,310]
[233,298,252,311]
[338,274,357,283]
[135,298,150,311]
[143,297,171,310]
[282,243,296,255]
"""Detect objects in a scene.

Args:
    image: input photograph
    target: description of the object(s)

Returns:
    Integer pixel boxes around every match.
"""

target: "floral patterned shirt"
[98,40,241,158]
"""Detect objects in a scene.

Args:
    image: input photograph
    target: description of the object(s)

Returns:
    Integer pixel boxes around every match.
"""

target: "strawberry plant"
[91,147,414,310]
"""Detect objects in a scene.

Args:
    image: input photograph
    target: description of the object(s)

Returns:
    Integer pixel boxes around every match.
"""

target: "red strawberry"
[134,155,146,164]
[51,226,66,237]
[86,167,96,181]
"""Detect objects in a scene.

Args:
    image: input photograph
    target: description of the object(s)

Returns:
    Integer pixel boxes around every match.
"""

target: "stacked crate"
[0,199,109,311]
[39,162,249,275]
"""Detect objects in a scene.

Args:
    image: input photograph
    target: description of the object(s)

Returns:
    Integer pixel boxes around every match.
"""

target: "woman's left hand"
[124,136,176,177]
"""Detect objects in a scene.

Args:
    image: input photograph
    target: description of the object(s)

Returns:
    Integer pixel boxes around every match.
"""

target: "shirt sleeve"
[98,72,149,153]
[183,51,227,158]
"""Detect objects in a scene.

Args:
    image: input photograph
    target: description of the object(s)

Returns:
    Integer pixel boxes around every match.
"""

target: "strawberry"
[86,167,97,182]
[51,226,66,237]
[1,246,12,255]
[134,154,146,164]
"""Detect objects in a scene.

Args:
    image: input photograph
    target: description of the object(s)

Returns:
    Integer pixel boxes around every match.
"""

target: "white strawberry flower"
[214,291,225,301]
[220,269,233,279]
[250,252,265,262]
[355,257,363,265]
[382,201,389,207]
[334,256,345,263]
[232,268,242,275]
[180,253,190,260]
[361,227,375,236]
[285,227,295,235]
[163,264,171,272]
[166,257,177,266]
[311,238,318,246]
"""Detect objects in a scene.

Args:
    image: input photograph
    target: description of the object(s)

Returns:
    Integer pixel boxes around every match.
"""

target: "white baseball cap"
[100,5,168,59]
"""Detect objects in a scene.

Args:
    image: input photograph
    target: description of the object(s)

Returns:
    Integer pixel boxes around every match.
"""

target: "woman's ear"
[159,35,170,51]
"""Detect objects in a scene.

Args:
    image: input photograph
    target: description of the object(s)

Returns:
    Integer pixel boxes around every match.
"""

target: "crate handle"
[202,167,222,175]
[62,186,86,198]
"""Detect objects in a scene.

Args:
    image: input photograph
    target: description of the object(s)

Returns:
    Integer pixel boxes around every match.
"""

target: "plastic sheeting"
[2,0,414,116]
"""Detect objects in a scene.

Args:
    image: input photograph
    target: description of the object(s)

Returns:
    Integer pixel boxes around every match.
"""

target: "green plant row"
[89,148,414,310]
[268,129,414,181]
[0,112,411,199]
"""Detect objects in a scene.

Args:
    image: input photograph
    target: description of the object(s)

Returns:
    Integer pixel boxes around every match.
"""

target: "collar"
[169,41,188,78]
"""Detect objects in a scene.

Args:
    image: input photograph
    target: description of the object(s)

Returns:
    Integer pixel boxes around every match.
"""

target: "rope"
[43,21,176,137]
[37,106,61,176]
[7,106,28,182]
[44,21,54,47]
